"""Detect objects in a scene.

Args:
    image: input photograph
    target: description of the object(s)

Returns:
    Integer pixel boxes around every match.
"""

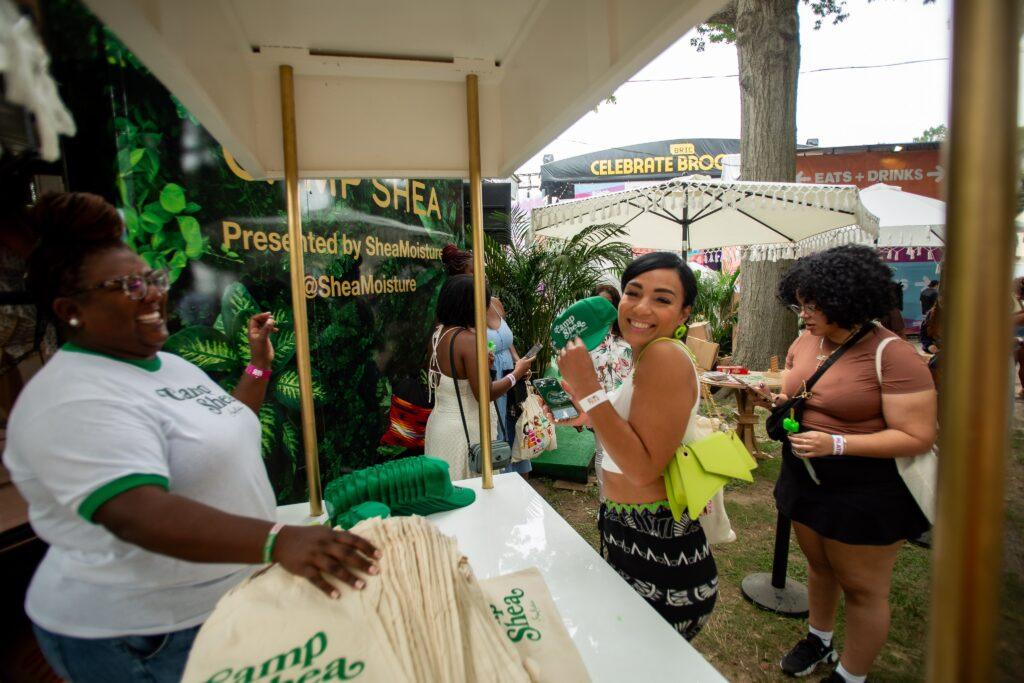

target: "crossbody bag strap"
[449,329,473,447]
[799,322,875,396]
[448,328,507,445]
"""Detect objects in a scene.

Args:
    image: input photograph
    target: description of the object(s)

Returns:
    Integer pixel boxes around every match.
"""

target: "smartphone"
[524,342,543,359]
[532,377,579,421]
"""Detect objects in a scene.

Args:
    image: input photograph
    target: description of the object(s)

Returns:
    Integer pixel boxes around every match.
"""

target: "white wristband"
[831,434,846,456]
[579,388,609,413]
[505,373,516,388]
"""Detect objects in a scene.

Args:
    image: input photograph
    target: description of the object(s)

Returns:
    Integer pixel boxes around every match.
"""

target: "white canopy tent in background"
[532,177,879,261]
[858,183,946,247]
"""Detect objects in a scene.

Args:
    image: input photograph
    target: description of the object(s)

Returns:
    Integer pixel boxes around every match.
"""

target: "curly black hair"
[777,244,895,329]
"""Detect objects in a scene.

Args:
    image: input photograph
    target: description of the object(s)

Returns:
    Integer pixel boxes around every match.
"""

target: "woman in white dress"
[424,275,533,479]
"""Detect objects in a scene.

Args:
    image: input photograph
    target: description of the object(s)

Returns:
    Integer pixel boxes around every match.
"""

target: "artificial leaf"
[184,201,201,213]
[271,328,296,372]
[213,314,225,333]
[281,419,300,470]
[163,327,239,372]
[159,183,187,214]
[122,206,140,235]
[220,281,258,341]
[258,404,279,457]
[177,215,203,257]
[273,370,326,411]
[129,148,145,167]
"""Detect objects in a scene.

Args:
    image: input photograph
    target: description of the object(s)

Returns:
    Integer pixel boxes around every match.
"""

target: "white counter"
[278,473,725,682]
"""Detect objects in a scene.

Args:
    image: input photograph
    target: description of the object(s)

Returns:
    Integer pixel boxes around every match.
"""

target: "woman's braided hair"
[777,244,895,329]
[440,244,472,276]
[25,193,126,320]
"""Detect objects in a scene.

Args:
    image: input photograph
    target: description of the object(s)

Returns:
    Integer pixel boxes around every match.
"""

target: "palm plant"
[485,207,633,372]
[691,268,740,354]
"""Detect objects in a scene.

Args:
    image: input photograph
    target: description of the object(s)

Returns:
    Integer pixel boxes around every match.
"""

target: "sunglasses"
[71,269,170,301]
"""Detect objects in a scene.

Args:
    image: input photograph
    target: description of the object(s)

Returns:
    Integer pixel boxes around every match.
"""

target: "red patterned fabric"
[380,396,432,448]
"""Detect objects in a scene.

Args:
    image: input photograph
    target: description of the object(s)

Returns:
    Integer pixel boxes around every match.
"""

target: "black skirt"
[599,502,718,640]
[774,442,930,546]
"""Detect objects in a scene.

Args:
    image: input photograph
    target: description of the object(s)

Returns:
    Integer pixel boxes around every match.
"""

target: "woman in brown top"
[769,246,936,683]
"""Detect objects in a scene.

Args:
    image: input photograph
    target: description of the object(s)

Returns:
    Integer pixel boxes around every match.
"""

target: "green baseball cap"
[335,501,391,530]
[324,456,475,526]
[550,296,618,351]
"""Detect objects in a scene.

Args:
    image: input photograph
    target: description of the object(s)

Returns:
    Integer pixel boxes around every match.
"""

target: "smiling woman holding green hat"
[2,193,379,682]
[551,251,717,641]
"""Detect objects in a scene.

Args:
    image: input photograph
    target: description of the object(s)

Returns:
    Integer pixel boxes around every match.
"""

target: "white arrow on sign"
[795,171,811,183]
[927,165,945,183]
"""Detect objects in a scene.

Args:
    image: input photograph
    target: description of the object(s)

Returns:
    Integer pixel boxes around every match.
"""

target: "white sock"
[808,624,833,647]
[836,662,867,683]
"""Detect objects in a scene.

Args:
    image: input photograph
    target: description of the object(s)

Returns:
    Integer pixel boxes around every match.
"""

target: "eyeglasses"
[787,302,821,316]
[71,270,170,301]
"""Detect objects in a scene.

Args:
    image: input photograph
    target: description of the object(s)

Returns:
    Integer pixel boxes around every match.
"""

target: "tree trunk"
[731,0,801,369]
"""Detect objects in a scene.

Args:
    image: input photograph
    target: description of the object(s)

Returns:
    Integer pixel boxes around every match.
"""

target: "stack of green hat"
[333,501,391,530]
[324,456,476,527]
[551,296,619,351]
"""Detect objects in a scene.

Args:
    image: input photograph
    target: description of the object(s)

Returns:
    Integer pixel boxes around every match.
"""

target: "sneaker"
[780,633,838,677]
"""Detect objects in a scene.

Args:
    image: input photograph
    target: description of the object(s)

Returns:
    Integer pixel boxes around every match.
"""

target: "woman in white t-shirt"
[3,193,380,682]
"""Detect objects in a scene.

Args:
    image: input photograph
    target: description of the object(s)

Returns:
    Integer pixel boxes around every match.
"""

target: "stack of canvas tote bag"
[182,516,588,683]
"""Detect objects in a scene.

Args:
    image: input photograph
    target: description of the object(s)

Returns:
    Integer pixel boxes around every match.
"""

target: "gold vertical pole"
[927,1,1018,680]
[466,74,494,489]
[279,65,323,516]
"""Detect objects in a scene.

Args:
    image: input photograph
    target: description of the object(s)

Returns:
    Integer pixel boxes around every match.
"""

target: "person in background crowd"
[878,282,906,340]
[441,244,532,476]
[3,193,379,682]
[1013,278,1024,398]
[588,284,633,500]
[552,252,718,641]
[919,279,939,316]
[424,274,533,480]
[767,245,936,683]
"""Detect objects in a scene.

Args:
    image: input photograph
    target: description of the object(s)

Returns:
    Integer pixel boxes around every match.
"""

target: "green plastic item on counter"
[323,456,476,526]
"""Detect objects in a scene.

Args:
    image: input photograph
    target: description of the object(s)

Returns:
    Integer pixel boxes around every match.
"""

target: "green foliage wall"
[53,3,460,503]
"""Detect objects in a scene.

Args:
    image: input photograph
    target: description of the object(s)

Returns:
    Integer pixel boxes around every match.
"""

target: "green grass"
[530,399,1023,682]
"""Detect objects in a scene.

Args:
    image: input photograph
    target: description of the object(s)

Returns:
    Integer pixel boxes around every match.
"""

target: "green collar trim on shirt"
[62,342,162,372]
[78,473,170,522]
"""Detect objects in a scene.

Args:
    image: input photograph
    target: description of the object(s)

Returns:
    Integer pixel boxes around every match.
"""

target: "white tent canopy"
[532,177,879,260]
[858,183,946,247]
[81,0,724,180]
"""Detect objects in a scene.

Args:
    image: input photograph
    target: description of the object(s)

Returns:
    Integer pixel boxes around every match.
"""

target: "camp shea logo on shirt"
[156,384,244,416]
[204,631,364,682]
[488,587,542,643]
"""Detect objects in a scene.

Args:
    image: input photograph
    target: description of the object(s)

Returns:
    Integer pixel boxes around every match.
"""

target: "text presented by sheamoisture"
[220,180,446,300]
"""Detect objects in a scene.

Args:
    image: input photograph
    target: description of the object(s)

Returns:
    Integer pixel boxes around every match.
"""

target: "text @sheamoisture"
[305,274,417,299]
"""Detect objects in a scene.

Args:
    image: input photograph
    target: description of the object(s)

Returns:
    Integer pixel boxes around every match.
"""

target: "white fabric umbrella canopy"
[532,177,879,260]
[858,183,946,247]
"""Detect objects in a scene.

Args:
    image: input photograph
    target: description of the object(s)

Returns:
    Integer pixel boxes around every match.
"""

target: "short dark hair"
[929,280,939,287]
[592,284,622,337]
[436,274,490,328]
[777,245,895,329]
[25,193,127,319]
[620,252,698,310]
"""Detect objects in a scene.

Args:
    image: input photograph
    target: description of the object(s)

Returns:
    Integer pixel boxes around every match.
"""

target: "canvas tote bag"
[480,567,590,682]
[876,336,938,524]
[182,516,532,683]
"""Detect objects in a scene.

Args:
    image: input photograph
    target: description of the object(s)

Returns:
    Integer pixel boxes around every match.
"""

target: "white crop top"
[601,339,701,475]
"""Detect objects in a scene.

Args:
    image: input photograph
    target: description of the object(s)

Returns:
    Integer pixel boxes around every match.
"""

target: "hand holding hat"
[550,296,618,352]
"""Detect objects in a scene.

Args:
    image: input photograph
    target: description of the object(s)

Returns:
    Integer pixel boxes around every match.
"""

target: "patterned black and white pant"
[600,501,718,640]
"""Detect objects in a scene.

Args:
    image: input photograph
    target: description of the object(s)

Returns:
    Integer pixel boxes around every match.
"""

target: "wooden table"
[700,372,781,460]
